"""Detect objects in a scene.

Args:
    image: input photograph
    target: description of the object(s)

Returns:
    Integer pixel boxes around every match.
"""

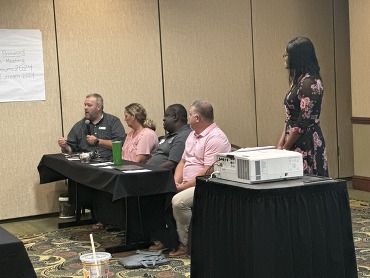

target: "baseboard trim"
[351,117,370,124]
[0,212,59,224]
[352,175,370,191]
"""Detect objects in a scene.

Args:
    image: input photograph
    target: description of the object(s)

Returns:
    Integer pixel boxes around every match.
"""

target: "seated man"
[146,104,192,251]
[147,104,191,170]
[152,100,231,256]
[58,93,126,157]
[57,93,126,228]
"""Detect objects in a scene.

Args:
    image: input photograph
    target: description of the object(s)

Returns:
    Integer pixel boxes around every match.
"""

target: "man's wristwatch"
[94,138,99,146]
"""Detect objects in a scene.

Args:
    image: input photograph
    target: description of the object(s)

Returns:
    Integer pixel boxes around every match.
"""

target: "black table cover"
[0,226,37,278]
[38,153,177,201]
[191,176,358,278]
[37,153,178,249]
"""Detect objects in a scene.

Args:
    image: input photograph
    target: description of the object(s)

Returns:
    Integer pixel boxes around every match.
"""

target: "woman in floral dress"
[277,37,329,177]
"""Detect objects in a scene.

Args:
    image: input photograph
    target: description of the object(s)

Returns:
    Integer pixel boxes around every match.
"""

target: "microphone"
[85,119,91,135]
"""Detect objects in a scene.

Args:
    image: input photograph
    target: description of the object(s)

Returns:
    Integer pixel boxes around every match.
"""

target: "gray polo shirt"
[147,124,192,166]
[67,113,126,158]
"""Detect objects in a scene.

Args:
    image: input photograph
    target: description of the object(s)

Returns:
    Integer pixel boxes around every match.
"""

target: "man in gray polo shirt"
[147,104,191,170]
[58,93,126,158]
[146,104,191,251]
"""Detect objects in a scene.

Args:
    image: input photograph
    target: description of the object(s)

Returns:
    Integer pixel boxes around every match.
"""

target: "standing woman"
[122,103,158,163]
[277,37,329,177]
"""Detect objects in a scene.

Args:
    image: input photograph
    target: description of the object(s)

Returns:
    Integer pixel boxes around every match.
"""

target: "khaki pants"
[171,187,195,246]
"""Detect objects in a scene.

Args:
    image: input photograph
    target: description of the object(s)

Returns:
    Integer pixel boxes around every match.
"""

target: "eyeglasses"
[283,53,288,58]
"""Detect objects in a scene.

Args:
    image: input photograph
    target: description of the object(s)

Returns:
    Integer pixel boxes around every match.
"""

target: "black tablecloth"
[37,153,178,249]
[38,154,177,201]
[191,176,358,278]
[0,226,36,278]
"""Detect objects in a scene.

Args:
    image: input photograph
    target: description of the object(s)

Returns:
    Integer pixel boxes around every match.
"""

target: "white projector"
[214,147,303,184]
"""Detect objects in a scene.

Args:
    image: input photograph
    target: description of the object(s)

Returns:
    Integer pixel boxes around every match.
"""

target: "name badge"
[99,126,106,130]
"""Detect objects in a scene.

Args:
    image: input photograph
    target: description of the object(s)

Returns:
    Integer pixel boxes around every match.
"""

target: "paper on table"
[114,164,143,171]
[90,162,113,166]
[101,166,114,169]
[122,169,152,173]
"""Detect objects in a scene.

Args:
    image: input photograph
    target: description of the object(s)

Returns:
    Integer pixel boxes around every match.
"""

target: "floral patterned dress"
[284,73,329,177]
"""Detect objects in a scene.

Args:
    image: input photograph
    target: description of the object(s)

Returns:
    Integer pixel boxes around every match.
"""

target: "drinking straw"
[90,233,98,273]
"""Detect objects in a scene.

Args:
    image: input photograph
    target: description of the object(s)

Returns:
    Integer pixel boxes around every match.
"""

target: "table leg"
[105,197,153,253]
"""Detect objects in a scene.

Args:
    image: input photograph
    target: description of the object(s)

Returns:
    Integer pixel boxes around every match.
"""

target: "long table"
[191,176,358,278]
[0,226,37,277]
[38,153,178,251]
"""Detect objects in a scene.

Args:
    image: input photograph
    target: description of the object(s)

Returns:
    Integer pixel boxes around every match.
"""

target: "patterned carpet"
[19,227,190,277]
[351,199,370,277]
[17,199,370,277]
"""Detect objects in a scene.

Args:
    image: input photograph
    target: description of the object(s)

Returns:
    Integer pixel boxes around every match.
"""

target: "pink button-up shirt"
[182,123,230,182]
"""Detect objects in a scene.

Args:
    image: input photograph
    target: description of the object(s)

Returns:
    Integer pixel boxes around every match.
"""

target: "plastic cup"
[80,252,111,278]
[112,141,123,165]
[79,152,92,163]
[58,196,75,219]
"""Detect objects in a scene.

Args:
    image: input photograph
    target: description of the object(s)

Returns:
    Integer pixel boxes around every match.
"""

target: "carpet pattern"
[351,199,370,277]
[19,227,190,277]
[17,199,370,277]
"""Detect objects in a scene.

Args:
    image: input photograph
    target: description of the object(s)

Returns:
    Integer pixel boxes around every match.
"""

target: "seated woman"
[122,103,158,163]
[92,103,158,230]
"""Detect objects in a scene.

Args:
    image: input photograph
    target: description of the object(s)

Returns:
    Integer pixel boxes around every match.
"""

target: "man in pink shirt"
[168,100,231,257]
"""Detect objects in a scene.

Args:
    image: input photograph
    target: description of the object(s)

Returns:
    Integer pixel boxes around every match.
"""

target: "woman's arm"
[134,129,158,163]
[134,154,150,163]
[277,123,287,149]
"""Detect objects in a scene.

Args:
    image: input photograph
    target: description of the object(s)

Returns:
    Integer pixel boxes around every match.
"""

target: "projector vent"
[237,158,250,180]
